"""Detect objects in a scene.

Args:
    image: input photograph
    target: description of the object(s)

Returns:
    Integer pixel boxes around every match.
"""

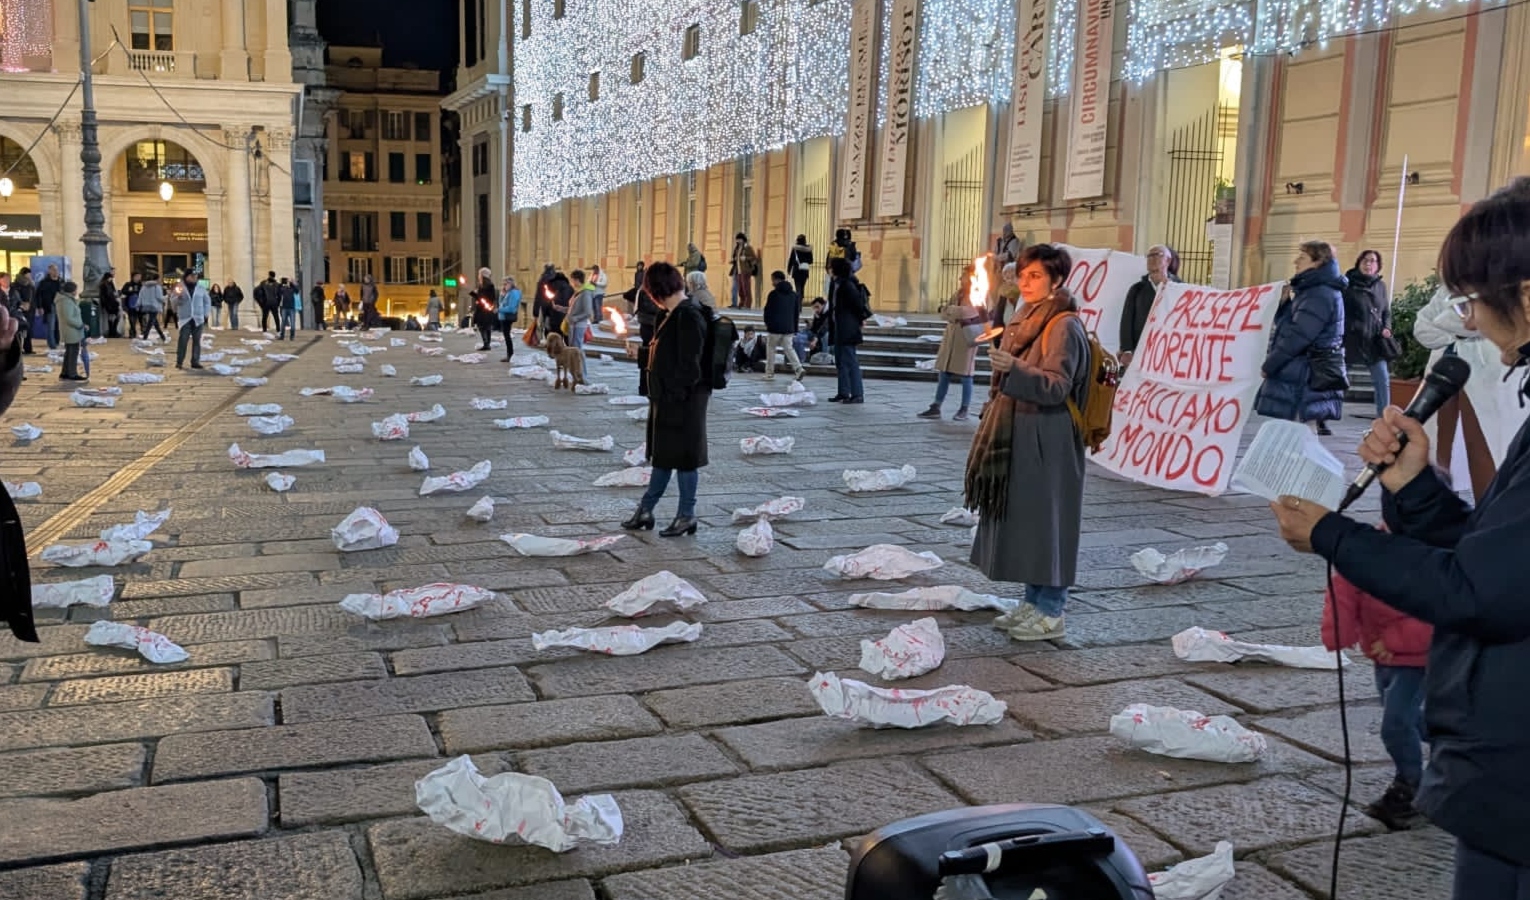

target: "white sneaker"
[996,606,1065,641]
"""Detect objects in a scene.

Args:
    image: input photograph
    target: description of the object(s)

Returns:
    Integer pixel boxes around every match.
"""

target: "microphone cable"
[1325,557,1353,900]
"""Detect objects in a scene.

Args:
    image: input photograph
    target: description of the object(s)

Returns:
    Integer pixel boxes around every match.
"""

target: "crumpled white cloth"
[229,357,263,367]
[741,407,800,417]
[266,353,298,362]
[84,621,188,664]
[1171,626,1348,669]
[758,391,817,407]
[939,507,979,526]
[99,509,172,542]
[371,414,411,441]
[228,443,326,468]
[332,507,400,552]
[411,374,444,385]
[332,356,367,368]
[332,386,372,402]
[809,671,1006,728]
[915,359,937,371]
[415,755,623,851]
[74,387,123,397]
[859,618,946,679]
[494,416,550,429]
[593,467,651,487]
[574,383,610,395]
[501,533,625,557]
[449,353,487,364]
[825,544,944,580]
[333,364,364,375]
[1110,704,1268,763]
[740,435,795,455]
[1131,543,1230,585]
[24,365,52,374]
[249,415,295,435]
[10,423,41,441]
[848,585,1020,614]
[40,540,153,567]
[234,377,269,387]
[408,446,430,471]
[626,408,649,420]
[869,315,908,327]
[235,403,282,416]
[532,621,703,655]
[406,404,447,423]
[265,472,296,492]
[207,364,242,377]
[603,571,709,617]
[380,364,398,377]
[3,481,41,499]
[737,518,774,557]
[510,365,556,383]
[844,464,917,492]
[71,391,116,408]
[417,346,446,357]
[1149,841,1236,900]
[730,496,805,523]
[552,431,614,451]
[200,351,226,362]
[465,496,495,522]
[341,583,495,620]
[391,338,407,347]
[622,443,647,467]
[608,395,648,406]
[117,372,165,384]
[421,460,492,495]
[470,397,509,410]
[32,575,114,609]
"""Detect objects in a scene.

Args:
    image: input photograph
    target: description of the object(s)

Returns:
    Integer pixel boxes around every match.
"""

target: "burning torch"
[967,253,1006,345]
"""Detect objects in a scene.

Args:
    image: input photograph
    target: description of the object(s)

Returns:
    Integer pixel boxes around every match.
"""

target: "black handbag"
[1377,333,1402,361]
[1308,346,1350,392]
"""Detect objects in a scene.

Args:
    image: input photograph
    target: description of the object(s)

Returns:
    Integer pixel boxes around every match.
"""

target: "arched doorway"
[113,137,210,280]
[0,136,44,275]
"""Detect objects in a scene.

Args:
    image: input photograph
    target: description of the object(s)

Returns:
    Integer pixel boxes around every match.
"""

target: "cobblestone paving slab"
[19,639,274,681]
[418,882,597,900]
[49,667,234,705]
[0,682,48,711]
[0,693,274,752]
[0,743,146,798]
[1265,828,1456,899]
[367,791,712,900]
[279,666,535,722]
[602,846,848,900]
[1217,862,1319,900]
[1114,777,1384,855]
[528,645,806,698]
[152,713,438,781]
[1185,664,1377,714]
[714,715,1031,771]
[517,734,741,793]
[1011,644,1207,685]
[640,677,824,729]
[277,753,513,827]
[438,695,663,754]
[0,861,89,900]
[239,651,389,689]
[1255,704,1390,764]
[1002,678,1243,735]
[103,831,364,900]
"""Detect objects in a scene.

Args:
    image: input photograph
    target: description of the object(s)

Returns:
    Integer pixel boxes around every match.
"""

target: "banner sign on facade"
[1056,243,1145,355]
[1094,281,1285,495]
[875,0,920,218]
[1002,0,1049,208]
[1062,0,1114,200]
[838,0,882,222]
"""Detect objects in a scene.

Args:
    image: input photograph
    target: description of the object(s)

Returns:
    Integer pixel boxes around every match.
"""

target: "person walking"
[1343,249,1395,418]
[622,262,711,538]
[99,270,121,338]
[36,264,60,350]
[222,280,243,331]
[471,268,497,351]
[1254,240,1347,435]
[136,274,167,340]
[825,256,869,403]
[278,278,298,340]
[332,284,352,326]
[682,243,707,275]
[762,270,805,381]
[255,271,279,333]
[174,271,209,369]
[208,281,224,330]
[965,244,1092,641]
[729,233,758,309]
[788,235,814,299]
[359,274,380,329]
[498,277,521,361]
[310,282,326,330]
[918,265,983,421]
[56,281,86,381]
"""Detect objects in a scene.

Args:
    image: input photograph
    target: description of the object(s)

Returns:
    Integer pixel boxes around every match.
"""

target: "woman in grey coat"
[965,243,1090,641]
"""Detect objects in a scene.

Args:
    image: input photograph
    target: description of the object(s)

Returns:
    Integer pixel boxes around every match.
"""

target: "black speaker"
[846,804,1155,900]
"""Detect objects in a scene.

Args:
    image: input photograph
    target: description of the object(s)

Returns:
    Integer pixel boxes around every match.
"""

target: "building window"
[553,0,566,18]
[521,104,532,133]
[383,111,408,141]
[323,256,331,284]
[325,209,337,240]
[739,0,759,35]
[588,72,599,102]
[390,211,407,241]
[414,112,431,142]
[521,0,531,38]
[347,257,372,283]
[342,151,374,182]
[292,159,314,206]
[125,139,205,193]
[630,52,645,84]
[386,256,408,284]
[415,153,432,184]
[417,213,433,241]
[682,24,700,61]
[343,212,378,252]
[129,0,174,51]
[552,93,564,122]
[388,152,405,183]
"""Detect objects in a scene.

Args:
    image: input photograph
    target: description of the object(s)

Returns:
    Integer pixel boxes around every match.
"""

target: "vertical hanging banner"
[1002,0,1050,207]
[1062,0,1115,200]
[876,0,920,218]
[1056,243,1146,354]
[1094,280,1285,494]
[838,0,883,222]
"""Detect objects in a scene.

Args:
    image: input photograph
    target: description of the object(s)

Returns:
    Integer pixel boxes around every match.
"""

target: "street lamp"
[158,181,174,203]
[0,177,12,201]
[77,0,114,302]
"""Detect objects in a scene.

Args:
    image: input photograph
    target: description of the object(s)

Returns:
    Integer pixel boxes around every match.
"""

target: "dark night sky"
[316,0,458,74]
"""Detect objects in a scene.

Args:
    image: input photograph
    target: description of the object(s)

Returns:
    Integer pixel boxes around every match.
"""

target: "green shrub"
[1389,273,1438,380]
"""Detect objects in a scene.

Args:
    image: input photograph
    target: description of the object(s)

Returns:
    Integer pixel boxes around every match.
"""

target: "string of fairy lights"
[513,0,1506,209]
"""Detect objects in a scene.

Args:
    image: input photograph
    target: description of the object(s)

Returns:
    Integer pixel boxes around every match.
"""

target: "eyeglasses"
[1451,293,1477,319]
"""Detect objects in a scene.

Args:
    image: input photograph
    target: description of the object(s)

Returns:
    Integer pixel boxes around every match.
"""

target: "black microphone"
[1338,354,1472,511]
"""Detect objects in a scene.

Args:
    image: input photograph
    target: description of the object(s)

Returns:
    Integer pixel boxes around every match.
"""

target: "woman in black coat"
[623,262,710,538]
[1343,249,1394,417]
[0,305,36,643]
[1253,240,1347,435]
[471,268,497,351]
[826,256,869,403]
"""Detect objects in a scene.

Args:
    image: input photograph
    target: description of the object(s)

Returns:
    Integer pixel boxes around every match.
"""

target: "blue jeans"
[1025,584,1069,618]
[280,307,295,338]
[641,466,698,518]
[45,310,58,349]
[569,321,587,349]
[934,371,973,410]
[227,303,240,330]
[1453,840,1530,900]
[1369,359,1391,416]
[1375,663,1427,787]
[836,344,863,399]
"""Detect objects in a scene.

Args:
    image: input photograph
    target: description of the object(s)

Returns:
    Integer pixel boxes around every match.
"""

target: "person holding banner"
[1118,245,1180,368]
[1254,241,1348,435]
[965,244,1091,641]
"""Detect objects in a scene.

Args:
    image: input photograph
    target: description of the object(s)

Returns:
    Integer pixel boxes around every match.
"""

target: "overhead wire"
[0,38,118,181]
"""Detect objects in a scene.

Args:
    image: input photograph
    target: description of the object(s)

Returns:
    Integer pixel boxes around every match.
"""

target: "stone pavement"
[0,327,1453,900]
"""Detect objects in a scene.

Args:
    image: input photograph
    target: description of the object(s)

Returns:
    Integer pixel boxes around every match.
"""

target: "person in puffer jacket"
[1322,521,1434,831]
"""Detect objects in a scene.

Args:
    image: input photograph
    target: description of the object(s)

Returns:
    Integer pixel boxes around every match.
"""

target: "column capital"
[222,123,254,143]
[265,128,293,152]
[53,120,82,143]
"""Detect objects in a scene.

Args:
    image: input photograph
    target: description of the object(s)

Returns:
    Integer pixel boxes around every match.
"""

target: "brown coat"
[934,294,981,377]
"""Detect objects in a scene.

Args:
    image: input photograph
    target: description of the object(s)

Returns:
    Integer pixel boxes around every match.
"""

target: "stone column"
[1332,33,1388,242]
[263,0,292,82]
[220,0,249,80]
[38,185,65,256]
[1231,54,1281,286]
[224,124,254,290]
[204,189,227,281]
[54,120,84,267]
[265,128,297,287]
[458,135,477,276]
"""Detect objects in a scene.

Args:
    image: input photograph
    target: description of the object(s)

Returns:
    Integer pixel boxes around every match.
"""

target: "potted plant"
[1387,272,1438,404]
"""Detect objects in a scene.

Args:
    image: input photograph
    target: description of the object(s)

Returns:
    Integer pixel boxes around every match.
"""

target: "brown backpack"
[1044,312,1121,454]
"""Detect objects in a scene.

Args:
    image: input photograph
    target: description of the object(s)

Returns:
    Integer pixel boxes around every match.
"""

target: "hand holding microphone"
[1339,354,1471,509]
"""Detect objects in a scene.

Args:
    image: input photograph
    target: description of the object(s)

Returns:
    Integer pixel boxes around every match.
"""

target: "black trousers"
[637,320,655,397]
[499,318,514,359]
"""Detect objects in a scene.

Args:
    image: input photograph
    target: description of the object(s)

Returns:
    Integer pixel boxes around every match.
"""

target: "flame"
[607,308,629,336]
[543,285,553,301]
[968,255,991,309]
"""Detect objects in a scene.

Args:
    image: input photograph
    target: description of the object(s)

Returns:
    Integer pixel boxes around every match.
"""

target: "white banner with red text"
[1056,244,1146,356]
[1094,281,1285,495]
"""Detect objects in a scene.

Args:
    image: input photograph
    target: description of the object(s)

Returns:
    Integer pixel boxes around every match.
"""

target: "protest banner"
[1094,280,1285,494]
[1056,244,1146,355]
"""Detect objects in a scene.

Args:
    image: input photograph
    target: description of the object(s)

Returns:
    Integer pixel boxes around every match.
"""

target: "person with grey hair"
[685,270,716,311]
[1118,244,1180,368]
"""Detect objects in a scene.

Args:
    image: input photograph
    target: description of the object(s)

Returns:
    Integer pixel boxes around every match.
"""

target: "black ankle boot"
[659,515,698,537]
[621,507,655,530]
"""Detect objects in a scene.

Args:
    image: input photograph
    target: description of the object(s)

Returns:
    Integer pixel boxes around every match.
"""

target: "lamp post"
[77,0,113,302]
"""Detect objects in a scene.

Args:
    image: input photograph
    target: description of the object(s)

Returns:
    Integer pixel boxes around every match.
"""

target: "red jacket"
[1322,570,1433,668]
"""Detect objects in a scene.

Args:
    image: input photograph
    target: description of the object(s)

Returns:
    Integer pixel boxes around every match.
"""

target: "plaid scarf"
[963,290,1076,521]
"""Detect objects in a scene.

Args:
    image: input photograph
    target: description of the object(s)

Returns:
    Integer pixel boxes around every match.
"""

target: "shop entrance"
[128,217,208,280]
[0,215,43,275]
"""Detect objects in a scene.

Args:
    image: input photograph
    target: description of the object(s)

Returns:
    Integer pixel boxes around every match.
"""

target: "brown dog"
[544,332,586,389]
